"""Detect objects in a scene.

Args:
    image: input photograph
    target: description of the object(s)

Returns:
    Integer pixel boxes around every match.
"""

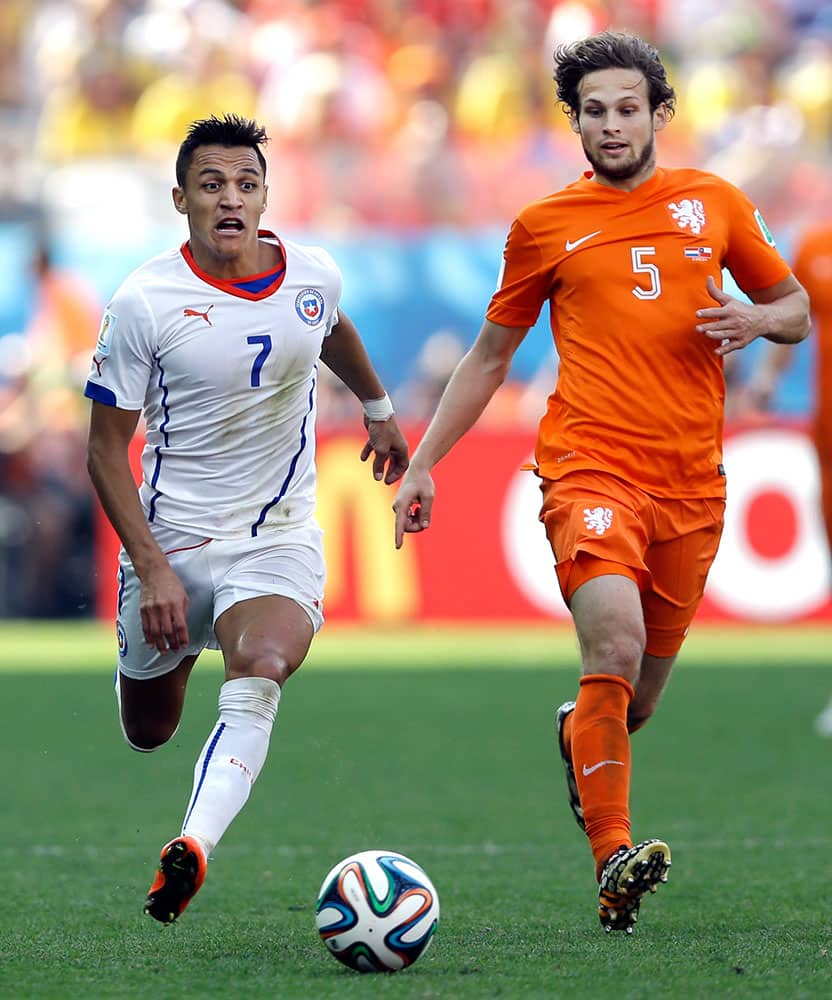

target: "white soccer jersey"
[85,234,342,539]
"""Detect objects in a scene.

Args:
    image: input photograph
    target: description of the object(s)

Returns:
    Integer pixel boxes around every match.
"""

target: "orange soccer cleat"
[144,836,207,924]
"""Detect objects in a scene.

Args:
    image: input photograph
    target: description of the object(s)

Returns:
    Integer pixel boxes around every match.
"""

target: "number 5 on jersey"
[631,246,661,300]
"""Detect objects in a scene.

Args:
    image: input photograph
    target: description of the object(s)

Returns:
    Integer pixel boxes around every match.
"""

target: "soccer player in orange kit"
[392,31,811,933]
[743,220,832,733]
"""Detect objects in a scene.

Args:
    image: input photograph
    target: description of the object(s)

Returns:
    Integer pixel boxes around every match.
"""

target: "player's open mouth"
[601,143,628,152]
[215,219,245,234]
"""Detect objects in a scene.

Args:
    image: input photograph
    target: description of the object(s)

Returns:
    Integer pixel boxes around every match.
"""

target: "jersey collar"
[180,230,287,300]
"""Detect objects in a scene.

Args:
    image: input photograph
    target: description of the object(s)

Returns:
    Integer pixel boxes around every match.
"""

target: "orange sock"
[571,673,635,880]
[562,701,644,754]
[562,708,643,754]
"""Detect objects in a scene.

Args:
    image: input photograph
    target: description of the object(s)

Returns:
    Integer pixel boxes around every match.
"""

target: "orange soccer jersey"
[792,222,832,456]
[486,166,792,498]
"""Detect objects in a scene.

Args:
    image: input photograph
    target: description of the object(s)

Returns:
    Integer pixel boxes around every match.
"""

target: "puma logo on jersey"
[668,198,706,235]
[183,305,214,325]
[565,230,602,252]
[92,355,105,376]
[583,506,613,535]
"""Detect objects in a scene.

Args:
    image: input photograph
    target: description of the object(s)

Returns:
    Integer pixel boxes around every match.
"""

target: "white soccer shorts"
[115,519,326,679]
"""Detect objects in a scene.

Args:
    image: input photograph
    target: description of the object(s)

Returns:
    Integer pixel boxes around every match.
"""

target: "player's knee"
[584,632,645,685]
[121,715,178,752]
[228,650,297,687]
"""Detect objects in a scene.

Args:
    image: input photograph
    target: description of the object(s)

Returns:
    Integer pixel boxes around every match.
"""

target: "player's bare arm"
[319,310,409,484]
[87,401,190,652]
[696,274,810,356]
[393,319,529,548]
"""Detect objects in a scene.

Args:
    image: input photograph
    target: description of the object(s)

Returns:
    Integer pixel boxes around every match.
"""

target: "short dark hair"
[554,31,676,120]
[175,113,269,187]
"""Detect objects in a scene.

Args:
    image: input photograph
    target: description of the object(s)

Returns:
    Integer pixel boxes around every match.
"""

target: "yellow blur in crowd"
[2,0,830,228]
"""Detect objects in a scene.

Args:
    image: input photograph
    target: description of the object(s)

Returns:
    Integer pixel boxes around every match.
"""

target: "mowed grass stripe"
[6,832,832,860]
[1,619,831,671]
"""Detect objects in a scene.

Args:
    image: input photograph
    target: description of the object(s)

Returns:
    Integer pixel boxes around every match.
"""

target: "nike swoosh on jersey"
[565,230,602,252]
[581,759,625,776]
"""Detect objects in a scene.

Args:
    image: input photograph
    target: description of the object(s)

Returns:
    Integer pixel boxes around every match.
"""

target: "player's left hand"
[392,465,434,548]
[696,276,769,356]
[360,415,409,484]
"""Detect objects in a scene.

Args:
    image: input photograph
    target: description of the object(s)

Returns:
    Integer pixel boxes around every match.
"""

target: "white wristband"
[362,393,394,421]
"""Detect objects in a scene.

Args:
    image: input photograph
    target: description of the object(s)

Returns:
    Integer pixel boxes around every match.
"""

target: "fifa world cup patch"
[96,310,117,356]
[754,209,777,247]
[295,288,325,326]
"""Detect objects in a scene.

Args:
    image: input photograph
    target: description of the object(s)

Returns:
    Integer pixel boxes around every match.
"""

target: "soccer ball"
[315,849,440,973]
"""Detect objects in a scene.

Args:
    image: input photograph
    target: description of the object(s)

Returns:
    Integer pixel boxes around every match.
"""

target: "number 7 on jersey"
[247,334,272,387]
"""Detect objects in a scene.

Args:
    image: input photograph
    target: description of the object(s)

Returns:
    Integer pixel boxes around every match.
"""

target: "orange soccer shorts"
[539,470,725,658]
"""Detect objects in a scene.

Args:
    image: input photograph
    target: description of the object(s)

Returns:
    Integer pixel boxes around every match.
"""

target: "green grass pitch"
[2,621,832,998]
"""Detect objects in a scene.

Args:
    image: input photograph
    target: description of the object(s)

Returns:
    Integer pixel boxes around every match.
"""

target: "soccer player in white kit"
[84,114,409,923]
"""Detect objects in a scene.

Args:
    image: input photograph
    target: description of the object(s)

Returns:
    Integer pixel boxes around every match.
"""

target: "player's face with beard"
[571,68,669,190]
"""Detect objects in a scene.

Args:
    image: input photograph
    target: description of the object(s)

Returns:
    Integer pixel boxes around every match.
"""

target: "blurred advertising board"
[95,421,831,625]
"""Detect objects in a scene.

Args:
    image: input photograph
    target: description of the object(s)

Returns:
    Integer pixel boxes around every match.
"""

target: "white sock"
[181,676,281,855]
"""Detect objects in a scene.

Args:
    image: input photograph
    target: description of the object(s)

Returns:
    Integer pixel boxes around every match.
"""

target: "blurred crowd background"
[1,0,831,618]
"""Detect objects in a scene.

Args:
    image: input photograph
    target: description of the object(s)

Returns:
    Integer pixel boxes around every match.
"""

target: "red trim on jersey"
[180,231,287,299]
[163,538,213,556]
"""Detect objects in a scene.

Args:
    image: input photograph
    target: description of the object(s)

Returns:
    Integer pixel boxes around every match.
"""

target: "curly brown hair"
[554,31,676,120]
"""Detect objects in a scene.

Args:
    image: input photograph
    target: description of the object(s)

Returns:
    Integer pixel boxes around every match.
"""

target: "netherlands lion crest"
[668,198,706,235]
[583,506,613,536]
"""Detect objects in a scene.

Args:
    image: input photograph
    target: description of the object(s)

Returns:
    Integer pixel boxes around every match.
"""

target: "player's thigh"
[215,594,315,683]
[569,571,646,680]
[641,497,724,658]
[211,521,324,683]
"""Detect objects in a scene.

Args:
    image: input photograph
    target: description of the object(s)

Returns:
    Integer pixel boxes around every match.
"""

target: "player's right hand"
[139,565,190,653]
[392,469,434,549]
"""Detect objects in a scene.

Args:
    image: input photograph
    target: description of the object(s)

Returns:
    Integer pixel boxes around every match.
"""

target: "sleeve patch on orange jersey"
[753,209,777,247]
